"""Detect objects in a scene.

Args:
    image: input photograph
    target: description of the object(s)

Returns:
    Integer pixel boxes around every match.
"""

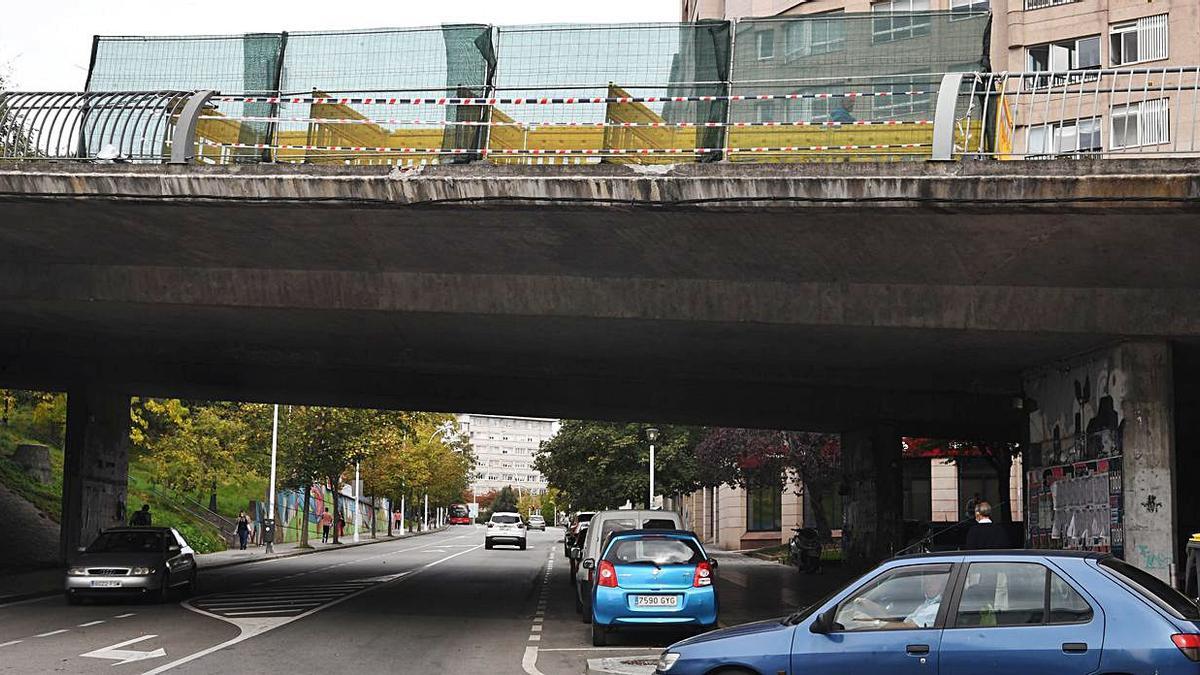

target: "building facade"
[456,414,558,495]
[680,452,1023,551]
[683,0,1198,82]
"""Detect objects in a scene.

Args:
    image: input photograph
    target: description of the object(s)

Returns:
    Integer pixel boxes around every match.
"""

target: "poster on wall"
[1027,456,1123,559]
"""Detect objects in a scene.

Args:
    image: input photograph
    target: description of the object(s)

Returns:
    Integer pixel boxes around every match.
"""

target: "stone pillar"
[1024,341,1176,582]
[61,386,130,559]
[842,424,904,567]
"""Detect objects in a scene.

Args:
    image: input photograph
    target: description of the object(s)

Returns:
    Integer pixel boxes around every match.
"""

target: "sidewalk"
[709,549,859,625]
[0,526,446,605]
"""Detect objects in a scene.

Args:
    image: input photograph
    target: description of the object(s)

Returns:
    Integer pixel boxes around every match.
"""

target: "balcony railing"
[1024,0,1082,10]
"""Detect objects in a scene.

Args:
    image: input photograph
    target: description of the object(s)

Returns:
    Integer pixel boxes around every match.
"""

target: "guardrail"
[4,68,1200,165]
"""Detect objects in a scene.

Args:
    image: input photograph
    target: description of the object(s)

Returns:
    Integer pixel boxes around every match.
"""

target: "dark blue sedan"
[655,550,1200,675]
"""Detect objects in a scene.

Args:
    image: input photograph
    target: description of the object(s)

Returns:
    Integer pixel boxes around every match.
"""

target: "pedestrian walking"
[965,501,1011,549]
[236,510,251,550]
[130,504,152,527]
[337,516,346,539]
[319,508,334,543]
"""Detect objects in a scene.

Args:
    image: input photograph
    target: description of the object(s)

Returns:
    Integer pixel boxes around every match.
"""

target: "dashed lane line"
[78,620,106,627]
[35,629,69,638]
[0,640,22,648]
[522,549,555,675]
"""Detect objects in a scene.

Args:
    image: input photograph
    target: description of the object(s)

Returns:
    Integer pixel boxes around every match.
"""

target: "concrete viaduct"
[0,159,1197,577]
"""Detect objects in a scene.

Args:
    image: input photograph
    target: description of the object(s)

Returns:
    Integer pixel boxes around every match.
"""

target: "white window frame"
[1026,118,1102,158]
[1024,35,1101,88]
[872,0,932,44]
[1110,14,1169,66]
[950,0,989,14]
[1110,98,1170,149]
[786,11,847,59]
[756,30,775,60]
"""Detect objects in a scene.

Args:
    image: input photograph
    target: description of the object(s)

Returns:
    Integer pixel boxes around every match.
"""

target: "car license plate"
[90,579,122,588]
[634,595,678,608]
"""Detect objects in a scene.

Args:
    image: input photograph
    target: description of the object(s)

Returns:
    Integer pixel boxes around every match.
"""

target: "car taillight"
[598,561,618,588]
[693,561,712,587]
[1172,634,1200,661]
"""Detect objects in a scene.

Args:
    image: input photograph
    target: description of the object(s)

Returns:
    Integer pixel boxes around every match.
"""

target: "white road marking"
[522,550,556,675]
[143,544,483,675]
[528,635,541,641]
[522,646,546,675]
[114,613,136,618]
[0,640,22,648]
[81,634,165,665]
[35,629,68,638]
[78,620,106,627]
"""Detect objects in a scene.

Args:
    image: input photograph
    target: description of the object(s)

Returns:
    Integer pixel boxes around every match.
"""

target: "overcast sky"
[0,0,679,90]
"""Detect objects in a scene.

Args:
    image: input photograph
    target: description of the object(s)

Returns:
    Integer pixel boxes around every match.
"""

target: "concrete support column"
[842,424,904,567]
[61,385,130,559]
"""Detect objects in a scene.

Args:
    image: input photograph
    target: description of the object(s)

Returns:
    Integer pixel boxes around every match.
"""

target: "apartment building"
[456,414,558,495]
[685,0,1200,155]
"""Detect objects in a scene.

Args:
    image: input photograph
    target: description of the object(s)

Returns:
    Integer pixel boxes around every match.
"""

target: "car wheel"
[485,539,493,550]
[65,592,82,606]
[520,541,527,550]
[147,583,166,604]
[581,586,592,624]
[181,570,198,597]
[591,621,608,647]
[709,670,756,675]
[574,585,583,613]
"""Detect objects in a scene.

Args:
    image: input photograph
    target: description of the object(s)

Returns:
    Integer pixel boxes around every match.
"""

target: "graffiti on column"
[1026,369,1125,559]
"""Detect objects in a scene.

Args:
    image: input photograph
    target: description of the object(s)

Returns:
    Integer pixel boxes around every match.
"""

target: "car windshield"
[450,505,469,517]
[530,515,544,521]
[1100,557,1200,620]
[605,537,703,566]
[87,531,164,554]
[492,515,521,524]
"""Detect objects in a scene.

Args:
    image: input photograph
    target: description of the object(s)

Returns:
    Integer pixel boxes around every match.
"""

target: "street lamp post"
[353,457,361,543]
[646,427,660,510]
[265,404,280,554]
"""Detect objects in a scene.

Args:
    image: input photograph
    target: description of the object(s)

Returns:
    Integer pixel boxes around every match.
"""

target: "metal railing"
[0,90,212,163]
[1023,0,1080,10]
[5,68,1200,165]
[950,67,1200,160]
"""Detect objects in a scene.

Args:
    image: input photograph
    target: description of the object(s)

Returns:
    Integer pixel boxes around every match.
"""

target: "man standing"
[320,507,334,544]
[130,504,152,526]
[965,501,1011,549]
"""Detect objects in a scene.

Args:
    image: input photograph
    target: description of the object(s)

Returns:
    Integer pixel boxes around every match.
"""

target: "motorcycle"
[789,527,822,574]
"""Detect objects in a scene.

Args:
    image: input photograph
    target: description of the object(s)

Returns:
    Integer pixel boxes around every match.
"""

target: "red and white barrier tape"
[212,91,932,106]
[198,114,933,129]
[194,139,929,155]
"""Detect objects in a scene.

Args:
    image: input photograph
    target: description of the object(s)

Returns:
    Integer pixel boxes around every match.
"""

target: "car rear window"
[605,537,704,565]
[599,519,637,544]
[1100,558,1200,620]
[88,531,164,553]
[492,515,521,524]
[643,518,678,530]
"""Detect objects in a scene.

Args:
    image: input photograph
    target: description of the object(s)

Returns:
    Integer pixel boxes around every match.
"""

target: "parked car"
[574,509,683,621]
[568,521,592,585]
[485,512,527,550]
[65,527,197,604]
[654,550,1200,675]
[565,511,596,558]
[586,529,718,646]
[529,514,547,531]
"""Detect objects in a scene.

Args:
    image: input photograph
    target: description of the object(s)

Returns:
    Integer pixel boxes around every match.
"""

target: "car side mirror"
[707,558,719,569]
[810,606,838,635]
[571,547,581,560]
[167,544,181,553]
[581,558,595,570]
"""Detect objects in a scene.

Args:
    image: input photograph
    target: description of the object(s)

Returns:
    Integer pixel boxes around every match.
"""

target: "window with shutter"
[1110,14,1169,65]
[1111,99,1170,148]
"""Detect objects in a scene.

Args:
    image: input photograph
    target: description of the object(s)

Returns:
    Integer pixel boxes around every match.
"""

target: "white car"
[485,512,527,550]
[529,515,546,531]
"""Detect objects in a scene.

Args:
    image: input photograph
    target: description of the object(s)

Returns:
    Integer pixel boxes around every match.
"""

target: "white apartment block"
[456,414,559,495]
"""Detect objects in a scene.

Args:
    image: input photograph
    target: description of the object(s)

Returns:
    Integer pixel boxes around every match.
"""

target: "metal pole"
[400,494,406,535]
[353,461,361,543]
[265,404,279,554]
[649,441,656,510]
[424,493,429,531]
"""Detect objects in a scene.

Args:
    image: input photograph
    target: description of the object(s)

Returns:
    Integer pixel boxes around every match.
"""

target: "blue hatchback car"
[655,550,1200,675]
[586,529,719,646]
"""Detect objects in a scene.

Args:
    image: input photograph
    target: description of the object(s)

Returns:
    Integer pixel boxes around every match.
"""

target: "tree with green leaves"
[534,422,706,511]
[492,486,519,514]
[694,429,841,538]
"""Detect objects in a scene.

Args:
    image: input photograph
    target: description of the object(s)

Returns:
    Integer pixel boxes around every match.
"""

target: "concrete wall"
[1024,341,1176,581]
[931,459,960,522]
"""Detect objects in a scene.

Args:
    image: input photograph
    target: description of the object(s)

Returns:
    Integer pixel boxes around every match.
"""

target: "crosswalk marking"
[190,581,376,619]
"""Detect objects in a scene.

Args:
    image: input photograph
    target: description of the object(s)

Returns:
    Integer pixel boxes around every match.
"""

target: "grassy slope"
[0,425,232,554]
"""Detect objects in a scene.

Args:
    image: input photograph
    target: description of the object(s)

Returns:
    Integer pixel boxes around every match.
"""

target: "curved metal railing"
[0,90,208,162]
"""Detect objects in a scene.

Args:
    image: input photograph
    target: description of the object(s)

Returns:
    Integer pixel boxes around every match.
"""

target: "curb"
[197,526,449,571]
[0,527,452,606]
